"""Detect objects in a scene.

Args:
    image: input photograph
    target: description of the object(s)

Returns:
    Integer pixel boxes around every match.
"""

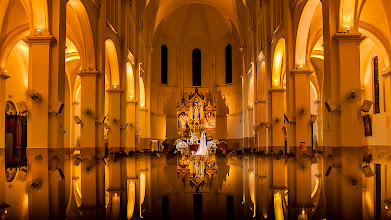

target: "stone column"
[78,70,99,148]
[106,155,124,220]
[382,72,391,145]
[291,69,312,148]
[334,33,365,147]
[78,70,105,219]
[23,35,54,219]
[269,88,286,152]
[334,33,365,220]
[287,69,313,218]
[106,88,123,150]
[126,101,137,151]
[256,100,267,151]
[0,148,7,217]
[24,35,55,148]
[0,73,10,149]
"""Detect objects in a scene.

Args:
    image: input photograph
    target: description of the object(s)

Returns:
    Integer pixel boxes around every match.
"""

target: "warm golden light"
[127,62,135,100]
[105,39,120,86]
[272,38,286,88]
[139,76,145,108]
[127,180,135,220]
[274,192,284,220]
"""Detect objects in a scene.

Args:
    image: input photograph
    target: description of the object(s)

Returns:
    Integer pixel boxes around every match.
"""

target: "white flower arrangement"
[207,139,219,150]
[175,139,189,150]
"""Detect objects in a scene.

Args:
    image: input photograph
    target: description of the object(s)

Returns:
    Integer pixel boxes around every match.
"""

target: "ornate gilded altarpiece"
[176,88,216,138]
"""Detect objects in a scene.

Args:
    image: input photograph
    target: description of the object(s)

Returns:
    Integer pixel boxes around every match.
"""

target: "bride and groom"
[195,132,208,155]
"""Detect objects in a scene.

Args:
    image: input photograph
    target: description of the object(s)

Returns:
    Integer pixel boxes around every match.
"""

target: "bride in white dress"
[195,133,208,155]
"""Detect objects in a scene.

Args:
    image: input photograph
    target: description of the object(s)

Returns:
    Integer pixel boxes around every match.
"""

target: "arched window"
[192,49,201,86]
[161,45,168,84]
[225,45,233,84]
[374,56,380,114]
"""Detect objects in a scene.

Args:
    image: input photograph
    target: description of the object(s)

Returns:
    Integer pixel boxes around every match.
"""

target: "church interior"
[1,0,391,219]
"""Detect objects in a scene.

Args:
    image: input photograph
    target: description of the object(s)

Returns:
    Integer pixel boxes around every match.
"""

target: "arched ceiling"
[143,0,250,46]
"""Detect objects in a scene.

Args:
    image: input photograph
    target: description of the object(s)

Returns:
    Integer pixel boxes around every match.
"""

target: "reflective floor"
[0,147,390,219]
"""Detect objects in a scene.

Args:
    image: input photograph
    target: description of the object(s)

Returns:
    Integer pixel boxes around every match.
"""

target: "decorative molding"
[106,88,124,94]
[290,69,313,75]
[24,35,56,46]
[78,70,100,77]
[333,33,366,44]
[269,88,286,93]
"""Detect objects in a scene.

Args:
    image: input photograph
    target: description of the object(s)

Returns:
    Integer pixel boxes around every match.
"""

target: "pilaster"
[256,99,267,150]
[24,35,55,149]
[106,88,124,150]
[332,32,365,220]
[333,33,365,147]
[269,88,286,152]
[126,101,137,151]
[78,70,100,148]
[0,73,10,149]
[291,69,312,150]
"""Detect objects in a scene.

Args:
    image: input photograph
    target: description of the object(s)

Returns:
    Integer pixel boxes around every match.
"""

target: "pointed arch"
[105,38,120,87]
[272,38,286,88]
[295,0,321,67]
[67,0,96,70]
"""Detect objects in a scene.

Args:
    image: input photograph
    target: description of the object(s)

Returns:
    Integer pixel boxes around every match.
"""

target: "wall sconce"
[96,115,106,124]
[73,116,81,124]
[362,165,374,178]
[326,166,337,178]
[49,102,64,114]
[73,157,81,166]
[310,115,318,123]
[16,101,28,113]
[361,100,373,112]
[16,168,28,181]
[325,100,338,112]
[34,29,42,36]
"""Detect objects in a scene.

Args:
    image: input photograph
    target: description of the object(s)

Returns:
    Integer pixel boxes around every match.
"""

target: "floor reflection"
[1,147,390,219]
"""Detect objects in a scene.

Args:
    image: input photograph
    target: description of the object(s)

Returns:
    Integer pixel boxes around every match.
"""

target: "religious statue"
[190,133,198,145]
[193,101,201,120]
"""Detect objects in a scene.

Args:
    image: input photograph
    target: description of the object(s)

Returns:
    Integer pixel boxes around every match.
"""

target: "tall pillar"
[334,33,365,146]
[289,69,312,219]
[382,72,391,145]
[106,156,124,220]
[23,35,54,219]
[24,35,55,148]
[291,69,312,148]
[0,148,7,217]
[269,88,285,152]
[78,70,105,219]
[334,33,365,220]
[256,100,267,150]
[126,101,137,151]
[79,70,99,148]
[107,88,123,150]
[0,73,10,149]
